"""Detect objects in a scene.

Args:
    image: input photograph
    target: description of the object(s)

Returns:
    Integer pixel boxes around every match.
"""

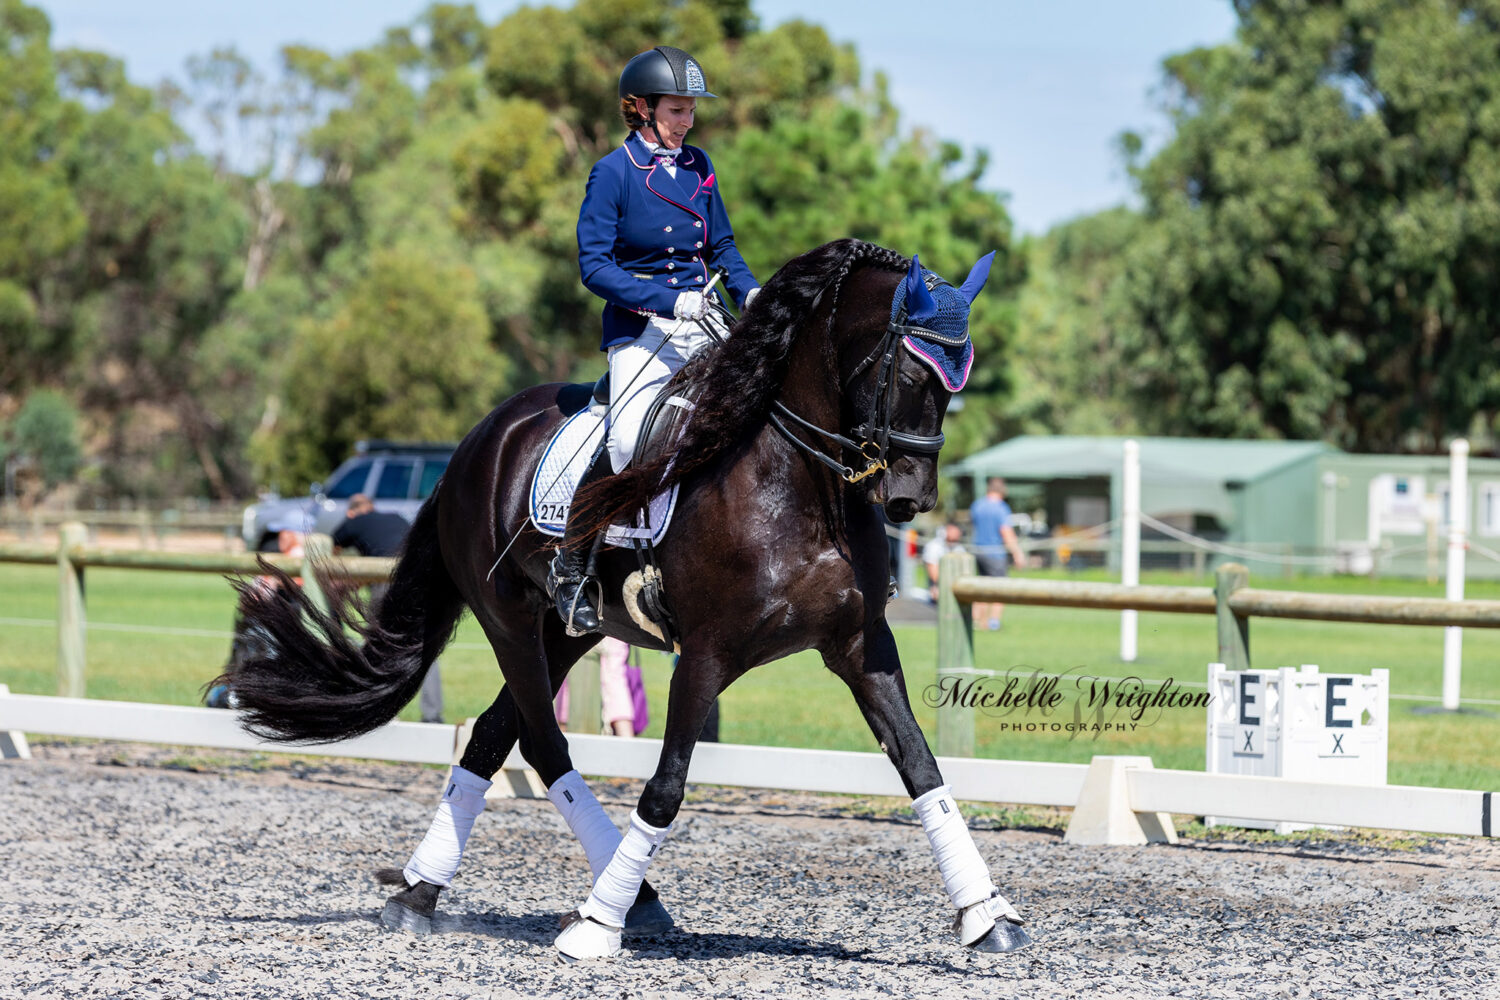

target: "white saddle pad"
[530,406,680,547]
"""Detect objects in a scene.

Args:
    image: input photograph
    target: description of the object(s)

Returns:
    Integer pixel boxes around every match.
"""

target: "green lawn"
[3,562,1498,790]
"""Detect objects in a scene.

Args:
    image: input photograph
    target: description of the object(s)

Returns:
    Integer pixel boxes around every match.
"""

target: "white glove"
[673,291,708,321]
[743,287,761,309]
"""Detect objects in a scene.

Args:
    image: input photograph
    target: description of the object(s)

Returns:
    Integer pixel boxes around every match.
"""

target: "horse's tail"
[212,486,464,744]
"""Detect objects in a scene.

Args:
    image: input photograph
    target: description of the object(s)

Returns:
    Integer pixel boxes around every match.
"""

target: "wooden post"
[936,550,977,758]
[301,533,334,616]
[568,645,603,735]
[1214,562,1250,672]
[57,521,87,698]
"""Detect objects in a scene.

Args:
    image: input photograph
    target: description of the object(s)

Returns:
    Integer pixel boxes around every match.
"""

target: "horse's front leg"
[554,638,727,961]
[823,619,1032,953]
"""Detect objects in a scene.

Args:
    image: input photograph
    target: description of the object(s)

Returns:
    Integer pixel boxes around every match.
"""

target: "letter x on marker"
[1331,733,1346,754]
[1242,730,1255,752]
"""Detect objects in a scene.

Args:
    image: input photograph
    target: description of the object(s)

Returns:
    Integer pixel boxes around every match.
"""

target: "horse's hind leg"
[380,605,583,935]
[378,684,526,934]
[823,620,1032,954]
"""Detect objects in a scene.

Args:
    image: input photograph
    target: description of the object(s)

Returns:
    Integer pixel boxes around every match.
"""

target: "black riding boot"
[550,450,611,635]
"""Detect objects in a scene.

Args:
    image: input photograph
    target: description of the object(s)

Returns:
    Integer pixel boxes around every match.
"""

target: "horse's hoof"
[622,897,674,937]
[970,919,1032,954]
[381,898,434,935]
[556,909,622,960]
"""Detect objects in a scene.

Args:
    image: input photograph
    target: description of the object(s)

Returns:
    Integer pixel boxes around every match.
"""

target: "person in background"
[968,477,1028,630]
[923,521,965,604]
[332,494,443,725]
[553,636,639,737]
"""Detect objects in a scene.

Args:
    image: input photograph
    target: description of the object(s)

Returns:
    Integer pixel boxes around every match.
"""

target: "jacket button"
[669,277,678,284]
[695,242,702,249]
[664,226,673,232]
[667,247,674,252]
[693,221,702,227]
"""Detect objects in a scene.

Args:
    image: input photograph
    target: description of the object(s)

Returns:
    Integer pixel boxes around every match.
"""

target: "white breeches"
[605,314,721,474]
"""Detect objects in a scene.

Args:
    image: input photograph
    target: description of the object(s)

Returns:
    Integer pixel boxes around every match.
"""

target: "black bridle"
[765,274,953,485]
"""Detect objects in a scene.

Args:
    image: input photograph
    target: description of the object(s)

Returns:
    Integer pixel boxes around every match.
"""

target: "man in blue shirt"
[969,477,1028,630]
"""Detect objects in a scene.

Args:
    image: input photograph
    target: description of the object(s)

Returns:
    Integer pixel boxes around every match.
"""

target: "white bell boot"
[556,810,671,961]
[912,784,1031,952]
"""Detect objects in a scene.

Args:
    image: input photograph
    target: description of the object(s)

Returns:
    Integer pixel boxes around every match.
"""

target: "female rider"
[551,45,760,633]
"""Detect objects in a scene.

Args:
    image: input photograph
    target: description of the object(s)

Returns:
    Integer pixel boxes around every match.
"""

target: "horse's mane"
[570,238,910,540]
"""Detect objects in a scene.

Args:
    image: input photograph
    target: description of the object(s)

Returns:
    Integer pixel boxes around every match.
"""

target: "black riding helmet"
[618,46,717,99]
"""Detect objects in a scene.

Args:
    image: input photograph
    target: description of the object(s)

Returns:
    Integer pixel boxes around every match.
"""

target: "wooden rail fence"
[0,524,393,698]
[933,552,1500,756]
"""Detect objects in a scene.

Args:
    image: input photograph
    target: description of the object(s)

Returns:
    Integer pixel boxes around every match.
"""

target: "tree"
[1007,209,1141,437]
[5,389,82,488]
[253,249,508,491]
[1118,0,1500,452]
[0,0,86,389]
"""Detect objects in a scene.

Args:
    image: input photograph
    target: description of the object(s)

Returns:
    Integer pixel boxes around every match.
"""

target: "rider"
[550,45,761,634]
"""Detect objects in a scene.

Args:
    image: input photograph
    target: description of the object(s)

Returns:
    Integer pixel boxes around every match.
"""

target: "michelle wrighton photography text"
[922,668,1212,739]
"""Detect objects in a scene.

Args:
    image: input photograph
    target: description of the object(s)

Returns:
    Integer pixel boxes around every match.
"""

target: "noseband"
[767,272,951,484]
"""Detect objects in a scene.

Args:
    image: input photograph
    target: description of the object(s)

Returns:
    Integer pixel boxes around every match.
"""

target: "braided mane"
[571,238,910,538]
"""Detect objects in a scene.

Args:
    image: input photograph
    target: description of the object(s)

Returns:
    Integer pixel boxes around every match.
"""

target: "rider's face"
[639,96,696,149]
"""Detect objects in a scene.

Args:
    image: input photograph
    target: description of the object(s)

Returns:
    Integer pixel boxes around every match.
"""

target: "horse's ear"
[905,254,939,323]
[958,251,997,304]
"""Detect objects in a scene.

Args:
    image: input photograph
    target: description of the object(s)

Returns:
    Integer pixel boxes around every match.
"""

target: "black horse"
[218,238,1031,960]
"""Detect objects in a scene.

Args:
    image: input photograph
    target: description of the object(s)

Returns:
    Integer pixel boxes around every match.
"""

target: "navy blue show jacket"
[577,132,759,350]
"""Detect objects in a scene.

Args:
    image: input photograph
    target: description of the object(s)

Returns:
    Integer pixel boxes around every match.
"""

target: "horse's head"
[840,251,995,522]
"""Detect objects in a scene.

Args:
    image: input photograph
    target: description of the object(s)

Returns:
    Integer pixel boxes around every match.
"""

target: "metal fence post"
[936,550,977,757]
[57,521,87,698]
[1214,562,1250,671]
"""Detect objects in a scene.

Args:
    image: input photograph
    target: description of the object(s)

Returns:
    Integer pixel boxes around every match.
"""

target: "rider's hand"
[743,287,761,310]
[673,291,708,321]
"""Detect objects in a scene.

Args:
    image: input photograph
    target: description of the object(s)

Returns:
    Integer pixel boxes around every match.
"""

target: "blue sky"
[39,0,1239,234]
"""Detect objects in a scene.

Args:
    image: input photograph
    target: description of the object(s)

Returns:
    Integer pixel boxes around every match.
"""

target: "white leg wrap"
[913,784,995,910]
[403,766,491,888]
[547,770,624,881]
[578,810,671,929]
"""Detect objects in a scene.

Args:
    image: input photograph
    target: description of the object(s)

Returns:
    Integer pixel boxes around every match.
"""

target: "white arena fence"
[1,524,1496,845]
[0,687,1493,846]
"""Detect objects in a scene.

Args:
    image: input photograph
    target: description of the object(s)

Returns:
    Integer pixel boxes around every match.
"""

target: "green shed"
[945,436,1500,578]
[944,436,1336,571]
[1316,452,1500,579]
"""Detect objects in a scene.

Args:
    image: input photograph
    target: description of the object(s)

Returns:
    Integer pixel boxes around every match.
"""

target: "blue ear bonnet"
[891,254,980,392]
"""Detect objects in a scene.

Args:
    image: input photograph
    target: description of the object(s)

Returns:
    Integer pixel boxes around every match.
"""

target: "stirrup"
[550,554,600,636]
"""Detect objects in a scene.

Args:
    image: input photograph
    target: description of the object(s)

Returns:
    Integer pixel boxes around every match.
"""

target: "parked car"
[242,441,454,552]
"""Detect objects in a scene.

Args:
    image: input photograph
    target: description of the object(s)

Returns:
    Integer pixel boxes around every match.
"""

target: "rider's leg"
[551,449,611,634]
[552,318,704,633]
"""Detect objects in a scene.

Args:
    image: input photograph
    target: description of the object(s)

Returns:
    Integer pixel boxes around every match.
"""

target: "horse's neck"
[778,321,844,430]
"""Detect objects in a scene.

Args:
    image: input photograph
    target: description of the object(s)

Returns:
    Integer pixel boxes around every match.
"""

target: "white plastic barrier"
[1205,663,1388,832]
[2,692,1490,843]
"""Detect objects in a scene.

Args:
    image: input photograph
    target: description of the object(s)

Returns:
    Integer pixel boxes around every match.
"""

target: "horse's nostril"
[885,498,919,523]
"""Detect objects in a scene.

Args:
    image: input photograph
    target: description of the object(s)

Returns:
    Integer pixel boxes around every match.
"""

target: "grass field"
[3,562,1499,790]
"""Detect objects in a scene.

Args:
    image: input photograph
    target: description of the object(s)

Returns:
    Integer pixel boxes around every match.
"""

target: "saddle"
[530,379,691,545]
[531,378,695,647]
